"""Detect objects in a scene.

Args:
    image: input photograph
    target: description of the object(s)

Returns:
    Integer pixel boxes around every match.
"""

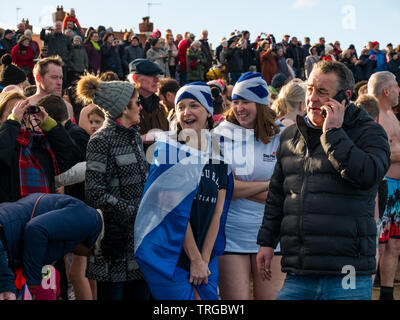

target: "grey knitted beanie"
[93,81,134,118]
[77,76,135,118]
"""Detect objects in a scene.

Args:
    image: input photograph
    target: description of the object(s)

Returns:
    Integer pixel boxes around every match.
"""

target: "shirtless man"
[28,55,74,120]
[368,71,400,300]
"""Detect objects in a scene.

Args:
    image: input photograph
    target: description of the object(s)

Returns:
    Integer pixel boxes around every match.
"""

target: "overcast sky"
[1,0,399,51]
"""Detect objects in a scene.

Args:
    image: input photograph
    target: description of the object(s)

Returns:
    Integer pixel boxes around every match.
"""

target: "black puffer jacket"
[257,104,391,276]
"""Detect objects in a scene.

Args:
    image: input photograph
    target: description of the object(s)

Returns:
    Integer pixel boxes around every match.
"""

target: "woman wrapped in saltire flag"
[134,82,233,300]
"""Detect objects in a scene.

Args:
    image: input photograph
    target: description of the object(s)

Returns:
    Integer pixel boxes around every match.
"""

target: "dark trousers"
[179,71,187,86]
[169,65,176,80]
[97,278,150,300]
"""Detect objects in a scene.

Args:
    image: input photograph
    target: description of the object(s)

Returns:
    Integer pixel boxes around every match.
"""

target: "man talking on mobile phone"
[256,60,391,300]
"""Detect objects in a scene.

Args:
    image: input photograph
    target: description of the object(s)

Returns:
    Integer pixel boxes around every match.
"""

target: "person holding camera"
[0,90,79,204]
[221,35,243,85]
[40,21,72,88]
[256,60,391,300]
[100,33,124,80]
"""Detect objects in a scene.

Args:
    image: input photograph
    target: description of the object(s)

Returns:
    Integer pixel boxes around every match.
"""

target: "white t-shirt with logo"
[213,120,282,253]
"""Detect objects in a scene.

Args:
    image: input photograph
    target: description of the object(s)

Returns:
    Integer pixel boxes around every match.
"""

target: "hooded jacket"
[257,104,391,276]
[0,193,102,293]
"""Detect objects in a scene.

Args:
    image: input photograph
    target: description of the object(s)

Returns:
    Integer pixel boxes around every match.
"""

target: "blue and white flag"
[134,132,233,281]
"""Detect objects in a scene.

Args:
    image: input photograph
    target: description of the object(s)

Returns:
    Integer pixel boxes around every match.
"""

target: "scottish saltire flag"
[134,132,233,297]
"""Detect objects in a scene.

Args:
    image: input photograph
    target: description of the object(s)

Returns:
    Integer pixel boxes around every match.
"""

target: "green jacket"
[68,45,88,72]
[186,47,207,81]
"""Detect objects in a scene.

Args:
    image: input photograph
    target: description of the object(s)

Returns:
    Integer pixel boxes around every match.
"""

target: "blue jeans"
[97,278,151,300]
[277,273,372,300]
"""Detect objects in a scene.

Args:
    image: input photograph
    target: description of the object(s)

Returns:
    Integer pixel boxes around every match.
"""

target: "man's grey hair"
[312,60,355,93]
[368,71,396,98]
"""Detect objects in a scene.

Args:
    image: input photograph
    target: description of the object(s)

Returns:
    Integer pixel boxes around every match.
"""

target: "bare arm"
[182,222,210,286]
[233,179,269,200]
[246,190,268,204]
[201,189,227,263]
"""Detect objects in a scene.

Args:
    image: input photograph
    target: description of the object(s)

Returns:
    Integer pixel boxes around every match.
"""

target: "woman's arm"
[182,222,210,286]
[201,188,226,264]
[232,179,269,200]
[246,190,268,204]
[55,161,86,186]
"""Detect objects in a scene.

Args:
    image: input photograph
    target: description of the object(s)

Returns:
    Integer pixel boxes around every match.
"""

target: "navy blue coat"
[0,193,102,293]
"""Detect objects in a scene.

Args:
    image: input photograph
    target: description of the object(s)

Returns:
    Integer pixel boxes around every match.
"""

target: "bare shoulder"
[379,111,400,134]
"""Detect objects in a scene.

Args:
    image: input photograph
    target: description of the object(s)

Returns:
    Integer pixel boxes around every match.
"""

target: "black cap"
[0,54,26,87]
[129,58,163,75]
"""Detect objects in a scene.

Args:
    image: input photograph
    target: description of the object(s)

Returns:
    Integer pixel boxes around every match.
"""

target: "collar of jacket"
[139,94,161,114]
[104,117,140,134]
[296,103,365,134]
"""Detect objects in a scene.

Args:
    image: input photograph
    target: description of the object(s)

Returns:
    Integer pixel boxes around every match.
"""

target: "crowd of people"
[0,7,399,301]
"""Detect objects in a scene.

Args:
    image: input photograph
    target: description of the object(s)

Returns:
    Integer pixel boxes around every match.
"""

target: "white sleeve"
[55,161,87,186]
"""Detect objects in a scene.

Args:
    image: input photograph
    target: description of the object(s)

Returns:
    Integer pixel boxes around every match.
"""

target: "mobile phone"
[321,90,349,119]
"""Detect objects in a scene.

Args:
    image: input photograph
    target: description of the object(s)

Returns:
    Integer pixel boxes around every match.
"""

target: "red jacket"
[177,39,191,72]
[11,44,34,71]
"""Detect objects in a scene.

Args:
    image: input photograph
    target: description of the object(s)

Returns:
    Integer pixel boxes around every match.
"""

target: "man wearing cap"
[177,33,195,86]
[128,59,169,150]
[123,35,144,74]
[369,42,388,73]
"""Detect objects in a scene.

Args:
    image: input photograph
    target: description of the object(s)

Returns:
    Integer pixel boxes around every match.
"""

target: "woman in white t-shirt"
[214,72,285,300]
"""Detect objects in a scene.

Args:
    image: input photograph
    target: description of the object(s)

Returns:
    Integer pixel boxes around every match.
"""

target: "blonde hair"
[271,80,306,118]
[0,91,26,122]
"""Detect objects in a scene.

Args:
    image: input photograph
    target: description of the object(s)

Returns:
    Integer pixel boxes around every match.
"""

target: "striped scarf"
[16,128,59,198]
